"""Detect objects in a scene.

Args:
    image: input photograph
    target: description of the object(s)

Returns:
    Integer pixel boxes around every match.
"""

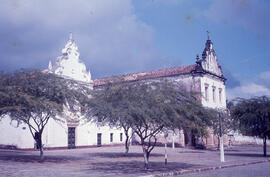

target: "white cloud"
[227,71,270,99]
[257,71,270,88]
[259,71,270,80]
[227,83,270,99]
[0,0,160,78]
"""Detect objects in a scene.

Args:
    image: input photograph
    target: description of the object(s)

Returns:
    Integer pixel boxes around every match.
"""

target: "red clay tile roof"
[93,64,197,87]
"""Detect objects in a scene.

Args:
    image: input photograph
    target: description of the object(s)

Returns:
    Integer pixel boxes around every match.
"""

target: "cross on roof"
[206,30,210,40]
[69,32,73,41]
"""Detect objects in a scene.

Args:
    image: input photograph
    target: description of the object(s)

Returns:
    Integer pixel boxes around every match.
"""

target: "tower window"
[204,84,209,101]
[219,88,222,103]
[212,86,216,102]
[110,133,113,143]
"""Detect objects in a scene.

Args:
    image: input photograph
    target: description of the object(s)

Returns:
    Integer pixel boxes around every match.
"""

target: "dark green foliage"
[86,80,215,168]
[210,108,231,136]
[0,70,88,160]
[230,96,270,156]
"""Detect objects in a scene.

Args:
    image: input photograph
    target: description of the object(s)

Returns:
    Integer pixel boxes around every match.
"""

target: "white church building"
[0,33,243,149]
[0,34,125,149]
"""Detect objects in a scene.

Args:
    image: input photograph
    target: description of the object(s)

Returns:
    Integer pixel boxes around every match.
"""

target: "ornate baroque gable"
[194,36,225,81]
[201,39,222,76]
[48,33,93,84]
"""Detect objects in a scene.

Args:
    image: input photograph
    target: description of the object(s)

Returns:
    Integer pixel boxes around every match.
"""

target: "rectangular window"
[212,86,216,102]
[205,84,209,101]
[120,133,123,142]
[97,133,102,147]
[219,88,222,103]
[110,133,113,143]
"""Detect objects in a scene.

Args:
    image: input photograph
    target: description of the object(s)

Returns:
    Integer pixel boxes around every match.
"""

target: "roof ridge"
[93,64,197,86]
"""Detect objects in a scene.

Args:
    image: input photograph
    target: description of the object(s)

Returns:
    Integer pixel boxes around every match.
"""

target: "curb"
[140,159,270,177]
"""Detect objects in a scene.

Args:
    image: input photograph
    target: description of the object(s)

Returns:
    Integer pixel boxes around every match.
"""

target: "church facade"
[0,34,227,149]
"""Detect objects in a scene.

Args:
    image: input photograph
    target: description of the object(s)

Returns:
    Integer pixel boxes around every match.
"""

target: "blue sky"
[0,0,270,99]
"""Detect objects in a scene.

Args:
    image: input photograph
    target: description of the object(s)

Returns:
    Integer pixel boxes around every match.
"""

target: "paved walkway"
[178,161,270,177]
[0,145,269,177]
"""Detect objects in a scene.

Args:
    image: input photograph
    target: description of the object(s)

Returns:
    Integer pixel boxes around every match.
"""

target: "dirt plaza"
[0,145,269,177]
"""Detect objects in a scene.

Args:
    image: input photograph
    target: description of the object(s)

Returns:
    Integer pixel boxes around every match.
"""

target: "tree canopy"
[230,96,270,156]
[0,70,88,160]
[85,81,216,168]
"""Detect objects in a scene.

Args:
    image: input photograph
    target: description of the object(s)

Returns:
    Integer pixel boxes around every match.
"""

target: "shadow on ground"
[225,153,270,158]
[0,151,82,163]
[224,149,240,152]
[178,151,205,154]
[82,160,199,175]
[86,152,163,158]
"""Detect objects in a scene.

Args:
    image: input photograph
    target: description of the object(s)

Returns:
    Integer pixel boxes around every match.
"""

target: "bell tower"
[48,33,93,85]
[194,31,224,78]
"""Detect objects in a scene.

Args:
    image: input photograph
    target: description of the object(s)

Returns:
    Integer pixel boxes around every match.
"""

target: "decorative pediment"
[201,50,222,76]
[48,33,93,84]
[64,104,81,127]
[195,38,223,78]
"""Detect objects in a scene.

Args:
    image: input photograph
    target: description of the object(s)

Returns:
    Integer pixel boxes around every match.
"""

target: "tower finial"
[206,30,210,40]
[48,60,53,71]
[69,32,73,41]
[196,54,200,61]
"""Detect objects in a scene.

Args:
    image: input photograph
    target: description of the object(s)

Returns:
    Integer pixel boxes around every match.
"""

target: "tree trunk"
[39,146,44,161]
[38,132,44,162]
[125,135,130,154]
[263,136,267,157]
[125,143,129,154]
[143,147,149,169]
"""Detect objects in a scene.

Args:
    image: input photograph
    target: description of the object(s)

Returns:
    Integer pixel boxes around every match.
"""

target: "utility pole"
[164,131,168,165]
[172,132,175,149]
[219,112,225,162]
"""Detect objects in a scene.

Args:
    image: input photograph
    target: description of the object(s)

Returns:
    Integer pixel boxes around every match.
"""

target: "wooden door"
[97,133,102,147]
[68,127,76,149]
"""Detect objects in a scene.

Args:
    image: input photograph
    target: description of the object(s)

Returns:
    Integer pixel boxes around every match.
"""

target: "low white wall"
[44,118,68,148]
[0,115,127,149]
[76,121,125,146]
[233,134,270,145]
[0,116,34,149]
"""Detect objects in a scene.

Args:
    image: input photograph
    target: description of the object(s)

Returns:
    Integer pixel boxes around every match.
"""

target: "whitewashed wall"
[200,75,226,109]
[233,133,270,145]
[44,118,68,148]
[0,116,34,149]
[76,121,125,146]
[0,115,125,149]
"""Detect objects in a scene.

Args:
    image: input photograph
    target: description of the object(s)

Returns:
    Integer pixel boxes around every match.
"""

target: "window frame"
[204,84,209,102]
[110,133,113,143]
[219,88,222,103]
[212,86,216,103]
[120,133,123,142]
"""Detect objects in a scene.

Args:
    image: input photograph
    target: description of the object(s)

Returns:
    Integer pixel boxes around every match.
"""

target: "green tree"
[87,84,134,154]
[86,81,215,169]
[230,96,270,157]
[0,70,87,160]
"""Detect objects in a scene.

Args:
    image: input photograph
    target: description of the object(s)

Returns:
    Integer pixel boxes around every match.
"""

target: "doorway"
[68,127,76,149]
[97,133,102,147]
